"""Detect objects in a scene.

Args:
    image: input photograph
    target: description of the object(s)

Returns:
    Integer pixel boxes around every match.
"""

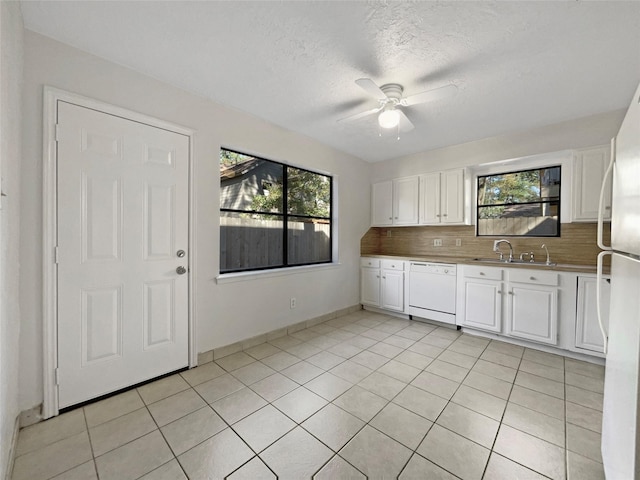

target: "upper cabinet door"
[372,180,393,226]
[573,145,612,222]
[419,173,441,224]
[441,169,464,224]
[393,177,419,225]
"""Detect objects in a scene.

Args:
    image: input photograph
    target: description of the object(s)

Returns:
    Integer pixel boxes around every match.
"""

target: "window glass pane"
[477,166,560,237]
[220,151,284,213]
[220,212,283,272]
[477,203,559,236]
[287,167,331,218]
[478,171,542,205]
[220,148,333,273]
[287,216,331,265]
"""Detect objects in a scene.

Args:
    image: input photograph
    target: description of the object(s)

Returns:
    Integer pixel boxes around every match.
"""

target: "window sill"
[216,262,341,284]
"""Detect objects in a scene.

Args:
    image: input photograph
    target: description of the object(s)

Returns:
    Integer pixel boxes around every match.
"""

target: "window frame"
[476,165,562,238]
[219,148,333,274]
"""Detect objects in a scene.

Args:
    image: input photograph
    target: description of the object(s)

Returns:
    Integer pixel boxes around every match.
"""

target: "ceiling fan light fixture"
[378,108,400,129]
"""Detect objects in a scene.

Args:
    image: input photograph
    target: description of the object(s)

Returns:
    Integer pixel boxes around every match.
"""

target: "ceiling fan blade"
[355,78,387,100]
[403,84,458,107]
[398,109,415,132]
[337,106,382,124]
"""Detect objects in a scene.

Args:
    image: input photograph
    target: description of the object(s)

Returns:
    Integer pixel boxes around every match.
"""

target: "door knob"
[176,266,187,275]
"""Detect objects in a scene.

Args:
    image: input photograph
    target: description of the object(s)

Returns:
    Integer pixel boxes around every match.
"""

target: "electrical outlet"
[387,230,391,237]
[456,238,462,247]
[290,297,296,309]
[433,239,442,247]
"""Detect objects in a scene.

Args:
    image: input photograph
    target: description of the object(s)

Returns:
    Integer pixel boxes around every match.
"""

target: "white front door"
[56,101,190,408]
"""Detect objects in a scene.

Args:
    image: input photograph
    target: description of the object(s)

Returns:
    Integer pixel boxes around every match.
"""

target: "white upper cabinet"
[573,145,612,222]
[419,169,464,225]
[372,177,419,226]
[420,173,440,224]
[372,180,394,226]
[441,169,465,224]
[393,177,420,225]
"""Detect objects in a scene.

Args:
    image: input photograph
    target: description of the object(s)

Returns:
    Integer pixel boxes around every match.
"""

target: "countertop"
[362,254,610,275]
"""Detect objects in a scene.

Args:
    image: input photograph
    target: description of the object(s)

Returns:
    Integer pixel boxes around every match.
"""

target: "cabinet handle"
[497,290,502,294]
[394,216,398,219]
[508,291,513,295]
[376,275,380,278]
[529,276,536,281]
[479,272,485,276]
[436,214,441,217]
[388,217,392,220]
[443,214,448,217]
[605,206,611,210]
[382,276,386,279]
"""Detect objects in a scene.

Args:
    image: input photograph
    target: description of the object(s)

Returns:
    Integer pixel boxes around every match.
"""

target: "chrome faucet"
[519,251,535,262]
[494,239,514,262]
[541,244,551,265]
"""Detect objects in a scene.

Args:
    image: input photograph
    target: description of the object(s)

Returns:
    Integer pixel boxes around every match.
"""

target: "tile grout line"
[16,312,604,479]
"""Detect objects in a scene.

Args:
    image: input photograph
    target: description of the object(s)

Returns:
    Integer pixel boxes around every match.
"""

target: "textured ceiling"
[20,1,640,162]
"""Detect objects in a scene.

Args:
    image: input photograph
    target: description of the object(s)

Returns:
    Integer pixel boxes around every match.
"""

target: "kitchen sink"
[472,258,557,267]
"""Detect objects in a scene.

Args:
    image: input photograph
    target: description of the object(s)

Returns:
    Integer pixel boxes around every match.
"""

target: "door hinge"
[55,124,61,142]
[55,368,60,385]
[54,246,59,264]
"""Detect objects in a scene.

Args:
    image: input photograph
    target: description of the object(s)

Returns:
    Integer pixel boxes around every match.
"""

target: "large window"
[219,148,332,273]
[477,166,561,237]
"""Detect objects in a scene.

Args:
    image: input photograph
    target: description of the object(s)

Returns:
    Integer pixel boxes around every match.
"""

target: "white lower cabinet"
[381,269,404,311]
[575,275,610,354]
[361,264,381,306]
[360,257,405,312]
[459,266,503,333]
[505,270,559,345]
[506,283,558,345]
[458,266,560,346]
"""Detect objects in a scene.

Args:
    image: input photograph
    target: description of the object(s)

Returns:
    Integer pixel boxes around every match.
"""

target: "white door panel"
[57,101,189,408]
[507,284,558,345]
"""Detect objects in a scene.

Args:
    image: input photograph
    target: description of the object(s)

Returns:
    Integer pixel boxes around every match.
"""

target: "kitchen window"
[477,166,561,237]
[219,148,332,273]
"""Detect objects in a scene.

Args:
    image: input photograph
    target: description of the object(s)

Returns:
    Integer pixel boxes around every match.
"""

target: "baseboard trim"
[4,415,19,480]
[197,304,362,363]
[19,404,42,428]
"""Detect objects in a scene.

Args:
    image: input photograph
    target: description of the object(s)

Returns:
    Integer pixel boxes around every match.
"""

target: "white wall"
[20,32,371,410]
[371,109,625,181]
[0,1,23,477]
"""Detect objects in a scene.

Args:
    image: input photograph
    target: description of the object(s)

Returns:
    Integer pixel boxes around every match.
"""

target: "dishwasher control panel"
[410,262,457,276]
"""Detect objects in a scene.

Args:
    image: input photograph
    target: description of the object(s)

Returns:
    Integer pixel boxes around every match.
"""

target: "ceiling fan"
[338,78,458,132]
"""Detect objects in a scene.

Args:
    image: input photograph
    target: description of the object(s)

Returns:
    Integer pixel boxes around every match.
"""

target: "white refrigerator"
[601,80,640,479]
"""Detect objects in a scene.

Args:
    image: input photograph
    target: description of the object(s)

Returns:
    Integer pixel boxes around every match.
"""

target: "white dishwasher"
[408,262,457,325]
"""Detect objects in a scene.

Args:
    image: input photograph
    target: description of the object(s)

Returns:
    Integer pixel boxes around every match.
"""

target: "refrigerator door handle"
[597,137,615,251]
[597,250,612,354]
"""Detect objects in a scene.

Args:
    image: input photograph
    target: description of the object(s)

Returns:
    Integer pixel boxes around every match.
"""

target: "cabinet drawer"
[509,269,558,286]
[463,265,502,281]
[361,258,380,268]
[381,259,404,271]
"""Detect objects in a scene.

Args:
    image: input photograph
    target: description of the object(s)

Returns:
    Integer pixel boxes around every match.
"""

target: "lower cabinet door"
[361,267,381,306]
[381,270,404,312]
[462,279,502,332]
[576,276,610,353]
[507,283,558,345]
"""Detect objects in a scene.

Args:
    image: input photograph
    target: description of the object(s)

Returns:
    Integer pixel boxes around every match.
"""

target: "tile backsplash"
[361,223,610,266]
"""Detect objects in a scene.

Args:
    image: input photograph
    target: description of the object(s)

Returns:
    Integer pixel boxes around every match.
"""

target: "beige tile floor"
[11,310,606,480]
